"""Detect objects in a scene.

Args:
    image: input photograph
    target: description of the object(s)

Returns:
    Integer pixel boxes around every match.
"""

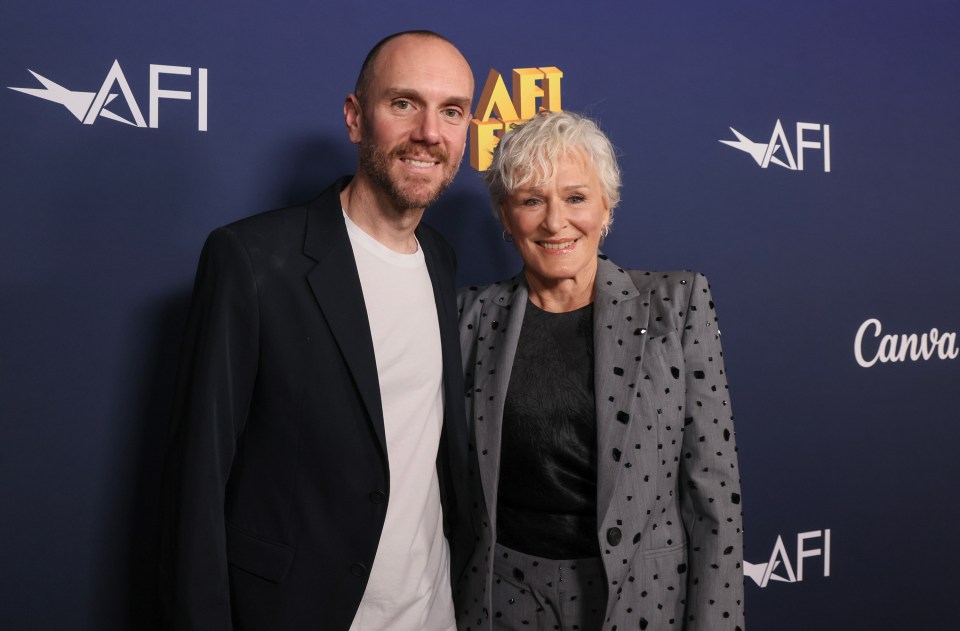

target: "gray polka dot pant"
[491,543,607,631]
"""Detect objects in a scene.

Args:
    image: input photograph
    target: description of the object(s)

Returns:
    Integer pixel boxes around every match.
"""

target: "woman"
[455,111,744,631]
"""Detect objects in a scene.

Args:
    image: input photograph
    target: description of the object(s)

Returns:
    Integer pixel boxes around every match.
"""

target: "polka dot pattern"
[455,257,745,630]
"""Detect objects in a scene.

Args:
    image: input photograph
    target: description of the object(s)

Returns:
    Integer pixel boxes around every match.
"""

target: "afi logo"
[744,529,831,588]
[721,120,830,172]
[9,60,208,131]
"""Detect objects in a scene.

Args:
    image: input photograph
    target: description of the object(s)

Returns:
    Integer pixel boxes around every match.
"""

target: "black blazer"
[159,177,472,630]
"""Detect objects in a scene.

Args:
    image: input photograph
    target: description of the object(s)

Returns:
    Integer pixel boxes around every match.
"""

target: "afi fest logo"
[721,120,831,172]
[470,66,563,170]
[744,529,831,588]
[8,60,208,131]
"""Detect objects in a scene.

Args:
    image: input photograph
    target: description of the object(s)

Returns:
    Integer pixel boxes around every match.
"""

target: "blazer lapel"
[418,226,463,454]
[419,226,471,540]
[592,256,652,523]
[472,276,527,524]
[302,178,387,457]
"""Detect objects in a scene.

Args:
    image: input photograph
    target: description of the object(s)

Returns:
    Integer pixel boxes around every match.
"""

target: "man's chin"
[395,190,442,211]
[388,177,450,210]
[363,157,457,211]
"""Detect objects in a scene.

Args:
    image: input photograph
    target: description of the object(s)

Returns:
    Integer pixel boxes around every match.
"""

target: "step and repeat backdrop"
[2,1,958,629]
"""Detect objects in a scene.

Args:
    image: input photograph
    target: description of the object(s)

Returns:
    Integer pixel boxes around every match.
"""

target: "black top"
[496,300,601,559]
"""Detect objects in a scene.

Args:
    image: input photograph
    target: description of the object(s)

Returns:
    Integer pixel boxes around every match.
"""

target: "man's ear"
[344,94,362,145]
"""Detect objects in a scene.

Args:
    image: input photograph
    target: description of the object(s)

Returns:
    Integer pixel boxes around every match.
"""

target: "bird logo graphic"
[720,126,794,169]
[9,62,147,126]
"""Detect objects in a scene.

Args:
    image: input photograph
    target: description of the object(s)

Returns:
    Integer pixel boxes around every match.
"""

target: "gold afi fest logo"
[469,67,563,170]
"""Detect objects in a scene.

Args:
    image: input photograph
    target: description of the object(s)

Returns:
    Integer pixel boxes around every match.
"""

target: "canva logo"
[469,66,563,171]
[854,318,959,368]
[8,60,208,131]
[721,120,830,172]
[745,529,831,588]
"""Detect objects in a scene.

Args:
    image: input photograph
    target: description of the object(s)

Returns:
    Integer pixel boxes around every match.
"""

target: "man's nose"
[410,111,441,144]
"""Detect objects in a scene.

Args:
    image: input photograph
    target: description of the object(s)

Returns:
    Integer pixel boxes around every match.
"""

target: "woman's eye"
[568,194,585,204]
[521,198,541,207]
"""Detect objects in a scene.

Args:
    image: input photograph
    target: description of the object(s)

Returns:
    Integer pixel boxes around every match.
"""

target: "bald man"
[160,31,475,630]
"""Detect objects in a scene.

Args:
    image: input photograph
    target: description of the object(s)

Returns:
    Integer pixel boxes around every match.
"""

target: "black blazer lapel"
[419,226,468,469]
[418,225,474,556]
[302,178,387,457]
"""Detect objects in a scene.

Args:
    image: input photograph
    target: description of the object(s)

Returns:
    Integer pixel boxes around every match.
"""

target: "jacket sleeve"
[678,272,745,630]
[159,226,260,630]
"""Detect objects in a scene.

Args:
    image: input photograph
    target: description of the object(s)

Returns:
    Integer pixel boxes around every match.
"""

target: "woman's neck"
[525,268,597,313]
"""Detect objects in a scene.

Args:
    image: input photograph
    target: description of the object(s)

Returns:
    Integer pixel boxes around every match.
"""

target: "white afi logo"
[854,318,959,368]
[744,529,831,588]
[8,60,208,131]
[721,120,830,172]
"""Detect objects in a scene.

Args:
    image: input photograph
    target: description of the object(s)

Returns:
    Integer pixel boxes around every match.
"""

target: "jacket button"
[369,490,387,504]
[350,563,367,577]
[607,527,622,546]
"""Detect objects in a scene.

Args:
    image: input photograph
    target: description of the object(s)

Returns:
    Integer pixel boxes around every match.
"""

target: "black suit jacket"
[159,177,472,630]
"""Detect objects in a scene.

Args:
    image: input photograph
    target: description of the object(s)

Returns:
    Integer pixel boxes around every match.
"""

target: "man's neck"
[340,176,424,254]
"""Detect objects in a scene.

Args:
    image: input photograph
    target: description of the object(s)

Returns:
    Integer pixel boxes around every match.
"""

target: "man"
[159,31,475,630]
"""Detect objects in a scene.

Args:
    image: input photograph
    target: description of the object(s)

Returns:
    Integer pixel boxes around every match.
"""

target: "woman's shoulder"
[624,268,703,292]
[456,277,520,314]
[600,256,704,294]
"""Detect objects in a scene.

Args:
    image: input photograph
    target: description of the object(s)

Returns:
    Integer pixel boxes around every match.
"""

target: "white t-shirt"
[344,212,455,631]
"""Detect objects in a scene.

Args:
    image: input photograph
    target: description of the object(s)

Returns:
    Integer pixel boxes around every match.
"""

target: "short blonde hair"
[482,110,622,222]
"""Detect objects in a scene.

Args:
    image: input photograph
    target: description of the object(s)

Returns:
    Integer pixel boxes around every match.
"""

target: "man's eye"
[442,108,464,119]
[394,100,412,110]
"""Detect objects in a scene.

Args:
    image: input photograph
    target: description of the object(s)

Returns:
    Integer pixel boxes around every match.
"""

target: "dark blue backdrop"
[3,1,959,628]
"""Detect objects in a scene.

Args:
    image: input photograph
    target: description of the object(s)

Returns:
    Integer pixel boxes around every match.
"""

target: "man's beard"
[359,138,460,211]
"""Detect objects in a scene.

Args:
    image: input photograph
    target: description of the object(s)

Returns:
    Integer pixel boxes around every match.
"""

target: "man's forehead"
[372,35,472,88]
[378,33,456,59]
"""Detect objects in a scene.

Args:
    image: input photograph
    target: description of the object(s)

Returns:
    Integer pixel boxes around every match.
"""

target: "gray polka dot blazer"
[455,255,745,630]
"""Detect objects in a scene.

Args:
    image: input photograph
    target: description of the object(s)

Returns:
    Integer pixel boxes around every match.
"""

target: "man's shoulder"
[217,176,351,247]
[416,220,456,264]
[224,203,308,239]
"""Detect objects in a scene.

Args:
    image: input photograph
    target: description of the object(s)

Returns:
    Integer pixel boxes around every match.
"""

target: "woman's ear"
[497,203,510,234]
